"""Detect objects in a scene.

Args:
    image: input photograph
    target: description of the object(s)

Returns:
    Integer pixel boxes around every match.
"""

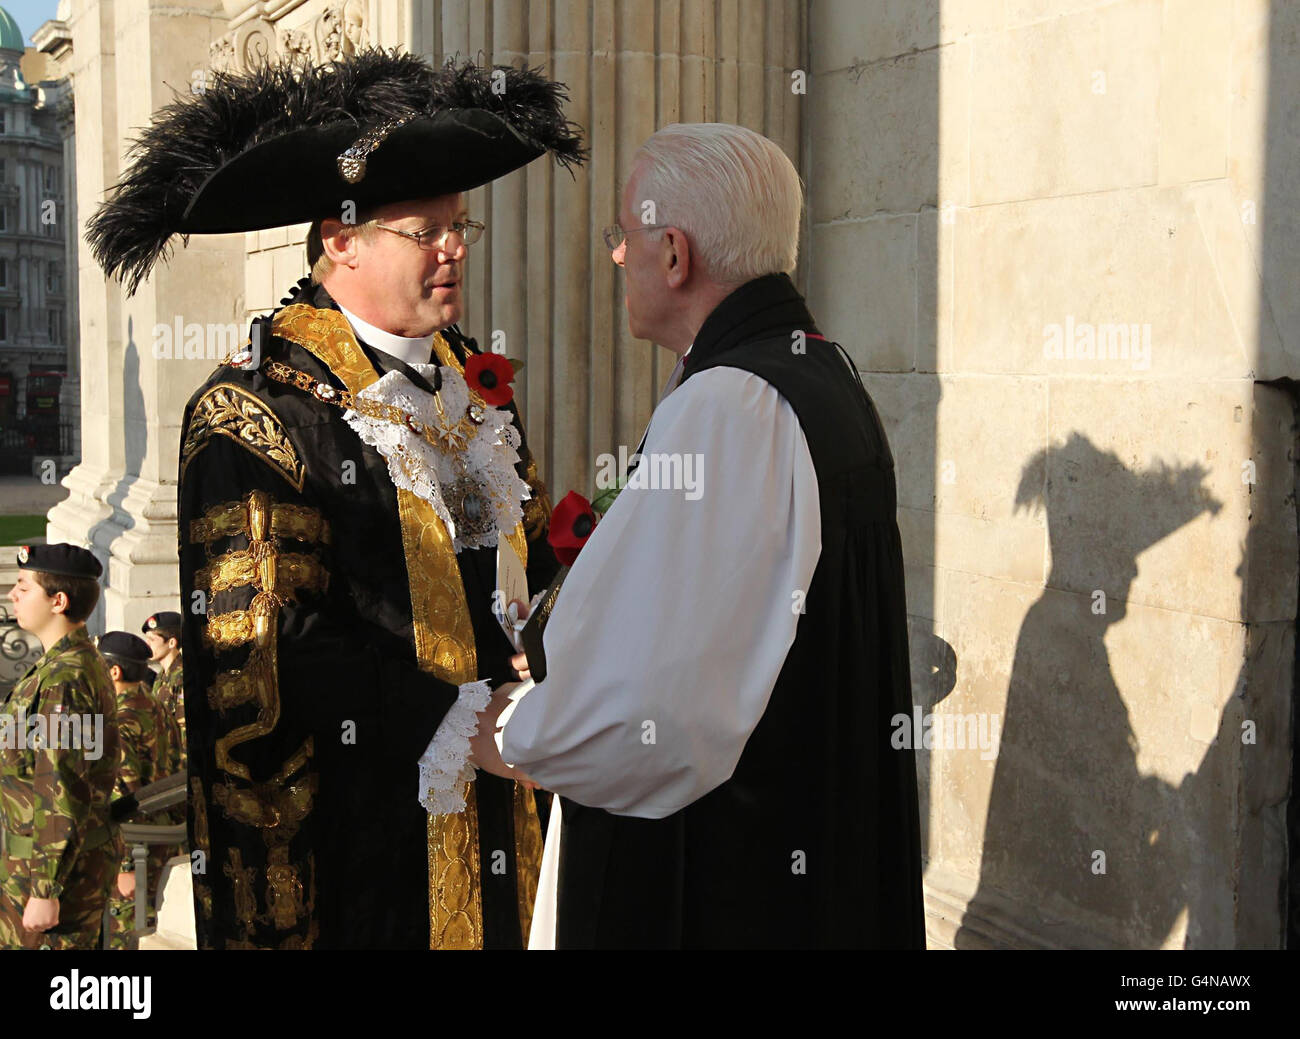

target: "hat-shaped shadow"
[955,432,1227,948]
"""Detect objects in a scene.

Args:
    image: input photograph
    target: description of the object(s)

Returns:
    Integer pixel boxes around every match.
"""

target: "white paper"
[496,537,529,648]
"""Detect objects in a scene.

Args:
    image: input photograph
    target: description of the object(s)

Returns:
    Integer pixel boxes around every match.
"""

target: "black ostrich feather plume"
[87,49,587,295]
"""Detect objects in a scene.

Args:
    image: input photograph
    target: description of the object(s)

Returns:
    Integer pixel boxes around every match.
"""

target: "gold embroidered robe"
[177,280,555,949]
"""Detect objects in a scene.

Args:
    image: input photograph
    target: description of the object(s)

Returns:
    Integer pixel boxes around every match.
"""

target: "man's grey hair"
[632,123,803,284]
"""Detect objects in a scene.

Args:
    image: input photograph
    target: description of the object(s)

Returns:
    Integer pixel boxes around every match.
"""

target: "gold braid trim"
[434,332,543,947]
[514,784,543,941]
[182,384,305,491]
[265,845,307,931]
[224,848,259,941]
[272,304,382,396]
[208,668,259,712]
[430,329,464,374]
[399,486,485,951]
[212,491,283,782]
[190,777,210,852]
[196,550,328,598]
[212,769,315,837]
[522,456,554,541]
[190,500,331,547]
[204,611,257,650]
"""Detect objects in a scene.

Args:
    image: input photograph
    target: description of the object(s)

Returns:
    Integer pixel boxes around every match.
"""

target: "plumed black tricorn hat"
[87,49,587,295]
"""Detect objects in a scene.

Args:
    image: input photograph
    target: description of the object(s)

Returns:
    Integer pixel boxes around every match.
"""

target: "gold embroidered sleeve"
[182,383,305,491]
[193,491,330,783]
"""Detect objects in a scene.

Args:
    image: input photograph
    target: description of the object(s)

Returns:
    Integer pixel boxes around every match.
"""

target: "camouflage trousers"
[0,842,117,950]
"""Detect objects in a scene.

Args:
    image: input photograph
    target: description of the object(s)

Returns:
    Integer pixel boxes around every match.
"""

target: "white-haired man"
[500,124,926,948]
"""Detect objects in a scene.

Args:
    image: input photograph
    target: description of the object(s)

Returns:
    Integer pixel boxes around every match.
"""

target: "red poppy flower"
[548,491,598,566]
[465,352,515,407]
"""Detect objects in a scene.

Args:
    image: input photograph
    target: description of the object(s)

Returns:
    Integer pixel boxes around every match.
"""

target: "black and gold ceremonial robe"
[177,279,557,949]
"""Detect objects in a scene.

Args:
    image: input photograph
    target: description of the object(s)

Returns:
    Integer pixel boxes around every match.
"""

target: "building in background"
[0,5,74,475]
[35,0,1299,950]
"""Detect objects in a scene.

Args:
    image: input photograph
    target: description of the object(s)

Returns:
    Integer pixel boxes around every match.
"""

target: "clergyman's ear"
[663,227,692,289]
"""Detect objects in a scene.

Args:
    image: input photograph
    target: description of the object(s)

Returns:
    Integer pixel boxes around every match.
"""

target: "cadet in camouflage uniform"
[140,612,188,891]
[98,631,170,949]
[141,612,185,773]
[0,544,120,950]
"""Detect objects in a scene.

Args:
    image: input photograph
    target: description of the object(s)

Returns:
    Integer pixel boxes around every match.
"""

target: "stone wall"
[807,0,1295,947]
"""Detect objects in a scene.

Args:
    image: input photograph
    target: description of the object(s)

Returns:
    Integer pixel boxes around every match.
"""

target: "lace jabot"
[342,362,529,551]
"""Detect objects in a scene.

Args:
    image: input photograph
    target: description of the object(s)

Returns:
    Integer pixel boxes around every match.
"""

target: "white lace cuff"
[418,679,493,816]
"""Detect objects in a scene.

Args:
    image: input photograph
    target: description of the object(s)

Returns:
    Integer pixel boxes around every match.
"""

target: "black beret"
[142,611,184,634]
[16,543,103,580]
[95,631,152,663]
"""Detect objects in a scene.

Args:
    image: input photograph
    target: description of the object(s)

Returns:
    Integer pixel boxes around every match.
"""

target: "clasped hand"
[467,600,537,787]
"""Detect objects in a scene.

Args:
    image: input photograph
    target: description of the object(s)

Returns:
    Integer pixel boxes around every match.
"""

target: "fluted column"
[46,0,123,632]
[410,0,805,500]
[49,0,244,632]
[32,16,80,469]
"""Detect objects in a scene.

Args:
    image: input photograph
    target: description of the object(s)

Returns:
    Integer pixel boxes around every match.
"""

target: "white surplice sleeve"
[500,366,821,819]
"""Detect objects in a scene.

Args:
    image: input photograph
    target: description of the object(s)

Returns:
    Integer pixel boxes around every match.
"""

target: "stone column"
[54,90,78,468]
[406,0,804,499]
[45,0,122,631]
[31,13,80,469]
[47,0,245,632]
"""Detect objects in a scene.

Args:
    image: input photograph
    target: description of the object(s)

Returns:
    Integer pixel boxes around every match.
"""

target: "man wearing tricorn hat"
[88,50,584,949]
[1,544,120,950]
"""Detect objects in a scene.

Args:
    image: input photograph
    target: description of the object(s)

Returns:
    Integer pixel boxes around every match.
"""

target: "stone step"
[132,853,197,951]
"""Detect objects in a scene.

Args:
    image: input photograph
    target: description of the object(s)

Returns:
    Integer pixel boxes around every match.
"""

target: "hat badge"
[17,545,29,564]
[147,616,158,629]
[337,115,414,185]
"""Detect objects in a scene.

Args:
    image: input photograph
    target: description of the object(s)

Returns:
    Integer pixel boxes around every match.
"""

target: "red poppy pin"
[548,491,598,566]
[464,353,517,407]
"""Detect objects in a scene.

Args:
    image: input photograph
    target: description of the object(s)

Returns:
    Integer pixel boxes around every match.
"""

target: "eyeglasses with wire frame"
[375,220,485,250]
[602,223,670,251]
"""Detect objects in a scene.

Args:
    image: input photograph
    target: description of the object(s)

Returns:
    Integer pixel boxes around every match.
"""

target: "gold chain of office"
[239,355,484,452]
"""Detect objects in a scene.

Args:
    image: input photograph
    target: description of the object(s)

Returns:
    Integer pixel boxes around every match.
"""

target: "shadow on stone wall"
[85,319,147,628]
[955,432,1229,947]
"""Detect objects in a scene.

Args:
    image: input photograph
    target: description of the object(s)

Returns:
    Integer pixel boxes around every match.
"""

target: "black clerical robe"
[539,273,926,948]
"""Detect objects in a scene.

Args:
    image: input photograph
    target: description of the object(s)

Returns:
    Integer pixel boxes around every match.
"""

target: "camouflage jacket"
[114,680,170,871]
[0,626,120,900]
[154,659,186,773]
